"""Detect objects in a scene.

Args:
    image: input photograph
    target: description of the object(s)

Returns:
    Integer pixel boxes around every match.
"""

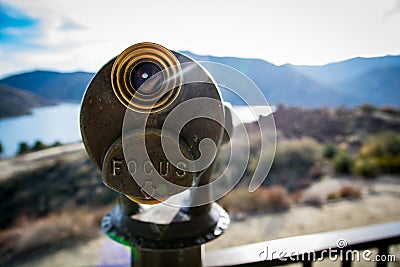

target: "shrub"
[326,185,362,201]
[254,186,291,212]
[31,140,47,152]
[290,190,303,204]
[359,132,400,174]
[300,193,323,208]
[353,158,379,178]
[323,143,339,159]
[376,155,400,174]
[360,132,400,157]
[0,206,110,265]
[307,164,323,180]
[219,187,256,214]
[327,192,339,201]
[267,137,322,190]
[379,106,400,115]
[358,103,376,113]
[219,185,290,214]
[338,185,362,199]
[15,140,64,156]
[333,152,354,174]
[17,142,30,155]
[52,141,63,147]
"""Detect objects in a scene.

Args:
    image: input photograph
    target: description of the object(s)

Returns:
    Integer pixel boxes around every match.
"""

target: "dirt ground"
[10,176,400,267]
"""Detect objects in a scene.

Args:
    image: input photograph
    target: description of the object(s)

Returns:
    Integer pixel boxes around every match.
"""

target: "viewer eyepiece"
[130,61,163,95]
[111,42,182,113]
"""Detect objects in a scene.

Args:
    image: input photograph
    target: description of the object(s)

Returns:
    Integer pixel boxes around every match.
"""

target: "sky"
[1,0,400,78]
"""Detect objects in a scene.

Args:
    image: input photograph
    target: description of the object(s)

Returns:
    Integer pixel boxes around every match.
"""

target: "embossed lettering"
[112,159,123,176]
[159,161,170,177]
[176,161,187,178]
[127,160,137,175]
[144,160,153,175]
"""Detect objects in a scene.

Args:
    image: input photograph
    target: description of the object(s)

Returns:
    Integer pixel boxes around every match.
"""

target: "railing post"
[341,253,351,267]
[376,246,388,267]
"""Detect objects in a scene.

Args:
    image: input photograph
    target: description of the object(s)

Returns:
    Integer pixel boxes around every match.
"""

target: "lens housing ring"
[111,42,182,113]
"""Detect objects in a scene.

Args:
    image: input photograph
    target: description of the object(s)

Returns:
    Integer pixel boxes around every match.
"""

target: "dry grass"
[325,184,362,202]
[219,185,290,215]
[289,190,304,204]
[0,205,112,265]
[338,184,362,199]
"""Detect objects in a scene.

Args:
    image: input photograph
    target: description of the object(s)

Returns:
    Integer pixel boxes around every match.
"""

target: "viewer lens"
[131,62,163,95]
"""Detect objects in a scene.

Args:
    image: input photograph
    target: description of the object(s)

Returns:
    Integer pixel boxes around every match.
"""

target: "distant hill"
[1,53,399,108]
[183,52,400,107]
[0,143,116,229]
[268,105,400,142]
[335,67,400,106]
[181,51,352,107]
[0,71,94,101]
[288,55,400,85]
[0,84,54,118]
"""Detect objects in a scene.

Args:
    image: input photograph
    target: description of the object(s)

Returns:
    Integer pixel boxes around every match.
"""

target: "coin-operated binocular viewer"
[80,42,233,267]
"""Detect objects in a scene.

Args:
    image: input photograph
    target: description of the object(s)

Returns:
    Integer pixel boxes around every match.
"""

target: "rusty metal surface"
[102,129,195,202]
[80,42,232,267]
[80,42,226,204]
[132,246,203,267]
[80,57,125,170]
[102,200,230,249]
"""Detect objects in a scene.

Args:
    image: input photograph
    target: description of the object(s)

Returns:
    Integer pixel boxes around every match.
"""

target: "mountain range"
[288,55,400,85]
[0,52,399,117]
[183,52,400,107]
[0,71,93,102]
[0,84,54,118]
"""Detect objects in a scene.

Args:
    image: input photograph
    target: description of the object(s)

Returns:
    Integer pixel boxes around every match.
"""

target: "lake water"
[0,103,274,157]
[0,103,82,157]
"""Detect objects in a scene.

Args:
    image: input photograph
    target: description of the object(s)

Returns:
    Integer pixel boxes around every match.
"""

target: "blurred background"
[1,0,400,266]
